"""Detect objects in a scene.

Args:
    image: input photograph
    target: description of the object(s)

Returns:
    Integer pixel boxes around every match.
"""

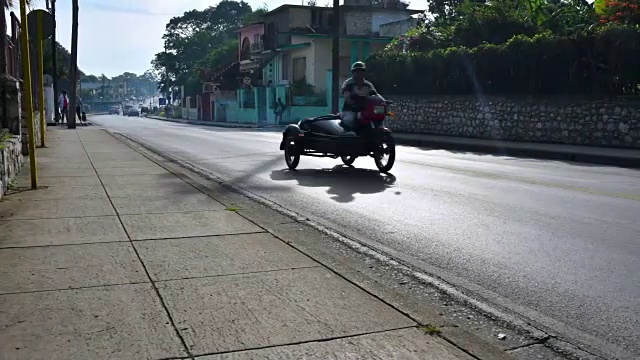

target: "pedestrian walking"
[58,90,69,124]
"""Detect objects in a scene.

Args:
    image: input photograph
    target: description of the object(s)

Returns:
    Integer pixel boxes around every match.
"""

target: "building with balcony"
[222,1,423,126]
[258,2,421,91]
[237,22,265,81]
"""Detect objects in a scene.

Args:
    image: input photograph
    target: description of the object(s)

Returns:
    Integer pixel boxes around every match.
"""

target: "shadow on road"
[270,165,398,203]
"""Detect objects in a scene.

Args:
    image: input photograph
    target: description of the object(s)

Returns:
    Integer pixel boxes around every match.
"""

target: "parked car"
[108,106,119,115]
[140,106,149,115]
[126,107,140,117]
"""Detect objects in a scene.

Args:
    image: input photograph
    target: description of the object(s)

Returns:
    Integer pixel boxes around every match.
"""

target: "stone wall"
[387,95,640,149]
[0,134,24,200]
[21,111,43,155]
[0,75,22,136]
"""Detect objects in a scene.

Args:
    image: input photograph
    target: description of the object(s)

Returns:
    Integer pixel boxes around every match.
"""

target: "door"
[217,102,227,122]
[256,87,267,125]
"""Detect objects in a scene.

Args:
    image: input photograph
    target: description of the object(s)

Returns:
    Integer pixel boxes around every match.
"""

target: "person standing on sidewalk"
[58,90,69,124]
[76,96,84,125]
[274,98,285,123]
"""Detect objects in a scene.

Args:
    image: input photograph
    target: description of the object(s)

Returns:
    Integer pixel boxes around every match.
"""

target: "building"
[256,2,421,91]
[216,0,423,125]
[379,14,423,37]
[237,21,265,84]
[234,0,414,88]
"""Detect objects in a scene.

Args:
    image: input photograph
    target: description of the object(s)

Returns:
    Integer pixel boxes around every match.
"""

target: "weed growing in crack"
[421,325,442,336]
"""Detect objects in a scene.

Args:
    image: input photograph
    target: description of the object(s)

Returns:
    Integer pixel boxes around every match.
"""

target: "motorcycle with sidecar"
[279,95,395,173]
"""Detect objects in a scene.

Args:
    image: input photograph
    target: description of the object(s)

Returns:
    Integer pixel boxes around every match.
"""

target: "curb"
[394,135,640,169]
[145,115,287,130]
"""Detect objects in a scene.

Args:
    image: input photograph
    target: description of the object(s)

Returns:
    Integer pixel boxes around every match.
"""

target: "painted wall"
[289,46,315,84]
[344,11,374,36]
[313,38,332,91]
[289,8,312,28]
[214,100,259,124]
[264,11,290,49]
[371,10,415,34]
[344,9,416,36]
[44,85,54,122]
[379,17,418,37]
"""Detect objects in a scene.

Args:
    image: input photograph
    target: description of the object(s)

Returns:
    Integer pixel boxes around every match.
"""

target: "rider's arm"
[342,81,353,103]
[367,82,380,96]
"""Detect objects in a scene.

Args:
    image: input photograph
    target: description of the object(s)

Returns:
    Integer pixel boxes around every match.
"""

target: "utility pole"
[47,0,59,123]
[331,0,340,113]
[19,0,38,189]
[68,0,78,128]
[36,11,46,146]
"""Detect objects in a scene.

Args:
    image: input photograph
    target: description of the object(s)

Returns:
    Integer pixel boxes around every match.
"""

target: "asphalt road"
[92,115,640,359]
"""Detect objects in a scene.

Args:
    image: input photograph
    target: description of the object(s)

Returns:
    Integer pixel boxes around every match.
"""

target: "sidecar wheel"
[341,155,357,166]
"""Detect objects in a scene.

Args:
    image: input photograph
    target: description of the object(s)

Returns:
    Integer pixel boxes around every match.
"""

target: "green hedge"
[368,25,640,96]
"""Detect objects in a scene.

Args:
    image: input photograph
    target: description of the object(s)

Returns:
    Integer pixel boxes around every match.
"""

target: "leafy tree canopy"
[371,0,640,95]
[152,0,262,95]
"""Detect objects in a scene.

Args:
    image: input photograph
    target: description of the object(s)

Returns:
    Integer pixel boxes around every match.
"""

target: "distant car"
[140,106,149,115]
[108,106,119,115]
[126,108,140,117]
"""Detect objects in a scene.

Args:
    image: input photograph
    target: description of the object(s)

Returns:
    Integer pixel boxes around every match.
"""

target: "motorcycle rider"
[341,61,381,129]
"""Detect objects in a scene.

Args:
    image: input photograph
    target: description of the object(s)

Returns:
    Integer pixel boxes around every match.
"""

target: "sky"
[9,0,429,78]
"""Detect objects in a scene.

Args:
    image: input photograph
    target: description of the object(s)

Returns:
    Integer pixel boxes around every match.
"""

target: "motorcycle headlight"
[374,106,385,114]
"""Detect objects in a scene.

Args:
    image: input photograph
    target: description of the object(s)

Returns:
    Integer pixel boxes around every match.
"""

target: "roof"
[340,5,424,14]
[235,21,264,33]
[281,32,393,42]
[264,4,330,17]
[275,42,312,51]
[264,4,423,17]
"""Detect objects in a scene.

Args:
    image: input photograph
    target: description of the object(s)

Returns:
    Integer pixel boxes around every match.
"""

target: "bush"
[368,25,640,96]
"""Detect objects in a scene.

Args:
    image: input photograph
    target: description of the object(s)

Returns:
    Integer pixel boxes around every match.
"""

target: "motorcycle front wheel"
[284,137,300,170]
[374,135,395,173]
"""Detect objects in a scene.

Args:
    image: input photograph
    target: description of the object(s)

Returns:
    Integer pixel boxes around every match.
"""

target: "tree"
[40,39,85,80]
[196,39,238,89]
[152,0,255,95]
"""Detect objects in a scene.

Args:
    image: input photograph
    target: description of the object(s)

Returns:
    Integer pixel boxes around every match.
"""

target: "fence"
[1,12,24,133]
[239,88,255,109]
[288,84,327,107]
[5,12,22,80]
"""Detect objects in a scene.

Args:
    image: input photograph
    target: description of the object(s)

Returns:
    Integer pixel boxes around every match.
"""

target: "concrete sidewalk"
[0,128,475,359]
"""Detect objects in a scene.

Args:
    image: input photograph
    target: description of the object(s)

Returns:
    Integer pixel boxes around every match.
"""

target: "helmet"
[351,61,366,72]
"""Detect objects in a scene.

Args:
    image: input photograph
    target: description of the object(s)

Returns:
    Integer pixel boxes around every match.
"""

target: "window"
[311,10,323,27]
[281,53,290,81]
[265,23,277,49]
[240,37,251,61]
[292,57,307,82]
